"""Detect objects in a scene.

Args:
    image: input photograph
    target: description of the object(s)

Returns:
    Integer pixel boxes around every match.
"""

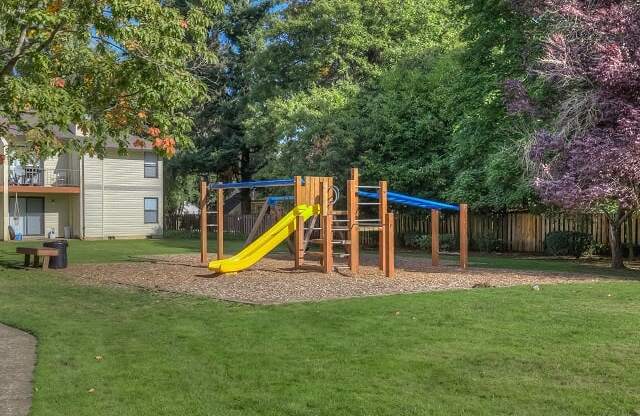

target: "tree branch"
[1,26,29,77]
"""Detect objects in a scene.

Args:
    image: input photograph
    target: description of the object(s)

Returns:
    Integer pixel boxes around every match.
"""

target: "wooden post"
[323,214,333,273]
[379,181,388,272]
[199,180,208,264]
[294,176,304,268]
[347,179,359,273]
[385,213,395,277]
[460,203,469,269]
[431,209,440,267]
[320,179,329,216]
[217,188,224,260]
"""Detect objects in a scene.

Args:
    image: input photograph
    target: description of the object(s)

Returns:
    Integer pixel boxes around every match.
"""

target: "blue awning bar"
[357,190,459,212]
[208,178,297,190]
[266,195,294,205]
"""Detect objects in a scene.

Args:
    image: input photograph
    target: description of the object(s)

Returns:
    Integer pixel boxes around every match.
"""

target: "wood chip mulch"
[58,253,611,305]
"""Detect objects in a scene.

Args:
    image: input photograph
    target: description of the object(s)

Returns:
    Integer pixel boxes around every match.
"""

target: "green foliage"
[544,231,593,258]
[0,0,220,159]
[474,236,506,253]
[401,232,458,252]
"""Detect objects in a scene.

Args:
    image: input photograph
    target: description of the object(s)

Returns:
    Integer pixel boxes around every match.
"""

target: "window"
[144,152,158,178]
[9,197,44,235]
[144,198,159,224]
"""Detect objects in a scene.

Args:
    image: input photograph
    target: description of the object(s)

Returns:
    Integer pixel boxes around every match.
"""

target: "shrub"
[401,233,458,251]
[475,236,506,253]
[544,231,592,258]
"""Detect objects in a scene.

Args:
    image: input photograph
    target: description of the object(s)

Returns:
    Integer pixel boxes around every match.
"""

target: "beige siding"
[44,195,69,237]
[83,150,163,238]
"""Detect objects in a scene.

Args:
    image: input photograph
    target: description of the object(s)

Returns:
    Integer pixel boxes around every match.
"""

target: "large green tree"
[0,0,219,159]
[168,0,276,212]
[246,0,461,188]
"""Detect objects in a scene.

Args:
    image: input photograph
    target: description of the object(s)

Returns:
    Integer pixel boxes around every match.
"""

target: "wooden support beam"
[378,181,388,272]
[199,180,208,264]
[347,179,359,273]
[460,203,469,269]
[431,209,440,267]
[323,214,333,273]
[217,188,224,260]
[350,167,359,183]
[245,199,269,247]
[294,176,304,268]
[320,179,329,216]
[385,213,395,278]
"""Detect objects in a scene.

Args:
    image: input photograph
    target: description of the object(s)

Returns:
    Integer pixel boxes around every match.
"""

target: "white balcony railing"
[9,168,80,187]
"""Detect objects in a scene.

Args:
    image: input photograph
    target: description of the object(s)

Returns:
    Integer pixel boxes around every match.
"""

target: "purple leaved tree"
[511,0,640,268]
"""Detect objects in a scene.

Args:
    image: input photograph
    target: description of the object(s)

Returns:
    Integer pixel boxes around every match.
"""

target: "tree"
[171,0,276,213]
[0,0,220,159]
[246,0,463,188]
[517,0,640,268]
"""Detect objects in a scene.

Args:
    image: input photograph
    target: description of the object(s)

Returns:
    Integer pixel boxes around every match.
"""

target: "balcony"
[2,168,81,194]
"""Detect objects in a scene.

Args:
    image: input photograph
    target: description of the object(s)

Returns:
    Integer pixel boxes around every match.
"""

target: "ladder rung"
[358,202,380,206]
[333,253,350,258]
[206,224,218,228]
[307,227,322,231]
[309,239,351,245]
[332,210,347,215]
[333,228,349,231]
[358,219,380,222]
[335,265,351,269]
[332,219,348,222]
[358,185,380,189]
[359,226,382,231]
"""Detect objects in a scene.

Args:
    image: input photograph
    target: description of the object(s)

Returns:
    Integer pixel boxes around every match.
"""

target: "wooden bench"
[16,247,60,271]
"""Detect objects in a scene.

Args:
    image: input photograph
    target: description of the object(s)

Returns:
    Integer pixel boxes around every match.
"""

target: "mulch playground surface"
[60,253,609,304]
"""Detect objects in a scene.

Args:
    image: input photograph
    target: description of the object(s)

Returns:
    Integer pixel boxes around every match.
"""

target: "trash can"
[43,240,69,269]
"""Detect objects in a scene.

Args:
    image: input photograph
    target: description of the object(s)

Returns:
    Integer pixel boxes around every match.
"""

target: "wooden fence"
[165,211,640,253]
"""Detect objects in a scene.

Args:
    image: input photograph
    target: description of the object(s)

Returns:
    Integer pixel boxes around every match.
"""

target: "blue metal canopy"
[357,190,459,212]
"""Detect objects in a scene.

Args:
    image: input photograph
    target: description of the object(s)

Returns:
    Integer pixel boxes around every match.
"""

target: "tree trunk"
[608,210,626,269]
[240,148,253,215]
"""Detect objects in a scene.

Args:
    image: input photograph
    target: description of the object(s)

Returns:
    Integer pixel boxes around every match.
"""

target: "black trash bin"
[43,240,68,269]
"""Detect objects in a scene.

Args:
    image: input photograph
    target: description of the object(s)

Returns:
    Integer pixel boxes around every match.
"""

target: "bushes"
[544,231,592,258]
[474,236,506,253]
[401,232,458,252]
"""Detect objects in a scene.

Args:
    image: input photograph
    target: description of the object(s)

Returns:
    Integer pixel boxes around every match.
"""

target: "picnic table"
[16,247,60,271]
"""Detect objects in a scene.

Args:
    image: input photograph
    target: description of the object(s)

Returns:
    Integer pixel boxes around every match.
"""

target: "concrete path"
[0,323,36,416]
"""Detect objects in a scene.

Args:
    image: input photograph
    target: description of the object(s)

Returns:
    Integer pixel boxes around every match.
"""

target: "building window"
[144,198,159,224]
[144,152,158,178]
[9,197,44,236]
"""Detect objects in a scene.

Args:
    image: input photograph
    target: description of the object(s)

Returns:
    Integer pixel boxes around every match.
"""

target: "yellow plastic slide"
[208,204,319,273]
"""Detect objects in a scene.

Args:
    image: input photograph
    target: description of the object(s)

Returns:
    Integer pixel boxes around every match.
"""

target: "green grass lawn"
[1,267,639,415]
[0,237,246,265]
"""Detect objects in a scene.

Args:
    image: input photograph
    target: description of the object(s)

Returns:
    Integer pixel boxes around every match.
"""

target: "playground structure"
[199,168,468,275]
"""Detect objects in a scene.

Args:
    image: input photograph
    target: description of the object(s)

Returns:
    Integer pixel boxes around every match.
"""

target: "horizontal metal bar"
[357,185,380,189]
[208,178,297,190]
[358,202,380,206]
[333,228,349,231]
